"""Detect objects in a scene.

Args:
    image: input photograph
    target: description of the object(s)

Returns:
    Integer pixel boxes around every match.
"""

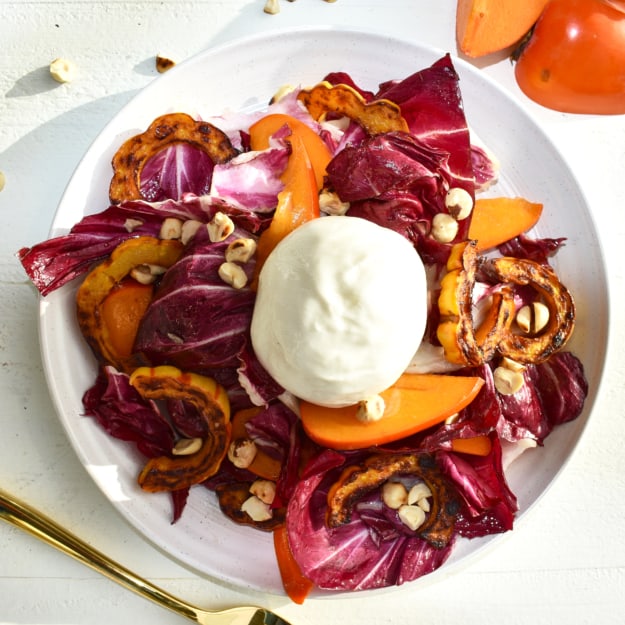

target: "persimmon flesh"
[300,374,485,450]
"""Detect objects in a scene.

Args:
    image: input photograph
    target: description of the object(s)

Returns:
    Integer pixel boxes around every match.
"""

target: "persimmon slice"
[299,373,484,451]
[468,197,543,251]
[248,113,332,190]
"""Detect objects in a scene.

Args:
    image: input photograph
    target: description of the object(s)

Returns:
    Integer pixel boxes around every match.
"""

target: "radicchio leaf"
[497,351,587,445]
[140,143,215,201]
[438,439,517,538]
[286,450,454,591]
[497,233,567,265]
[376,54,475,197]
[134,227,255,369]
[82,365,174,458]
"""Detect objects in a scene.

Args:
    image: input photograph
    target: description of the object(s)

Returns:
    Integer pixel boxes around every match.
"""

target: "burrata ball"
[250,216,427,407]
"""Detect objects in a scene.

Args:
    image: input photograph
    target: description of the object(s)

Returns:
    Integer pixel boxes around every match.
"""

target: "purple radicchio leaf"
[421,365,502,451]
[236,342,284,406]
[17,193,267,296]
[134,227,255,370]
[210,147,288,212]
[139,143,216,202]
[376,54,475,197]
[497,233,567,266]
[471,143,500,191]
[242,401,302,506]
[82,365,174,458]
[82,365,198,523]
[497,351,588,445]
[286,449,454,591]
[437,439,518,539]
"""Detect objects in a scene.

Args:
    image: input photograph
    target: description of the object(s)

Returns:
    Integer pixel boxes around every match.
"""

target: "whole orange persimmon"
[514,0,625,114]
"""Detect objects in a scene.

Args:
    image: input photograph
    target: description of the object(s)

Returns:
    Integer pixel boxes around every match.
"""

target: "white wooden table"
[1,1,624,623]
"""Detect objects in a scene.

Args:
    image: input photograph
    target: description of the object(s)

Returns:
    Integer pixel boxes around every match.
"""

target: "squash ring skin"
[130,366,231,493]
[109,112,238,204]
[326,453,459,549]
[75,236,184,373]
[481,256,576,364]
[437,240,516,366]
[297,82,409,135]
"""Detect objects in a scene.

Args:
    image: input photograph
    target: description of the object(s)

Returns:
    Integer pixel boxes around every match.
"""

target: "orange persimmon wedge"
[100,278,153,359]
[450,435,493,456]
[273,525,314,604]
[249,113,332,190]
[251,132,319,287]
[468,197,543,251]
[456,0,550,58]
[299,374,485,451]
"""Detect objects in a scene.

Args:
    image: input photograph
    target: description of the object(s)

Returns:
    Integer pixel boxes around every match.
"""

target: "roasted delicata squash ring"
[437,241,516,366]
[326,453,459,549]
[130,365,231,492]
[109,112,238,204]
[76,236,184,372]
[297,82,409,135]
[481,256,576,364]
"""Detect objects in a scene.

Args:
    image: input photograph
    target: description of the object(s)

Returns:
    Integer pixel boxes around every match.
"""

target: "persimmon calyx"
[326,453,459,548]
[297,82,409,135]
[76,236,184,372]
[436,240,515,366]
[480,256,576,364]
[109,112,238,204]
[130,365,231,493]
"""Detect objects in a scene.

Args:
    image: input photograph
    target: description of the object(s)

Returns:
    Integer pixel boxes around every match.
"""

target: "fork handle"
[0,488,200,622]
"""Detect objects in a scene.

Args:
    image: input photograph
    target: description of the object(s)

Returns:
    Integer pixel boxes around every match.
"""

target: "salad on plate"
[18,54,588,602]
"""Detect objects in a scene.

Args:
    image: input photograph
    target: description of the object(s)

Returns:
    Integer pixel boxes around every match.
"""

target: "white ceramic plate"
[38,27,608,596]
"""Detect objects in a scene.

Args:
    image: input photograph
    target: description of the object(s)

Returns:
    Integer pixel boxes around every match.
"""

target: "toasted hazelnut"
[500,356,526,373]
[241,495,273,522]
[227,438,257,469]
[431,213,459,243]
[124,218,144,233]
[155,55,176,73]
[219,261,248,289]
[180,219,203,245]
[445,187,473,220]
[493,366,525,395]
[263,0,280,14]
[398,504,426,531]
[129,263,167,285]
[172,437,203,456]
[381,482,408,510]
[516,302,550,335]
[407,482,432,507]
[249,479,276,505]
[49,58,77,83]
[159,217,183,240]
[207,212,235,242]
[319,190,350,216]
[225,238,257,263]
[355,395,385,423]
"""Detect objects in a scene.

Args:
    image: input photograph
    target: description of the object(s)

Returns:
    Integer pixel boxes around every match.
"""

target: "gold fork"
[0,488,293,625]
